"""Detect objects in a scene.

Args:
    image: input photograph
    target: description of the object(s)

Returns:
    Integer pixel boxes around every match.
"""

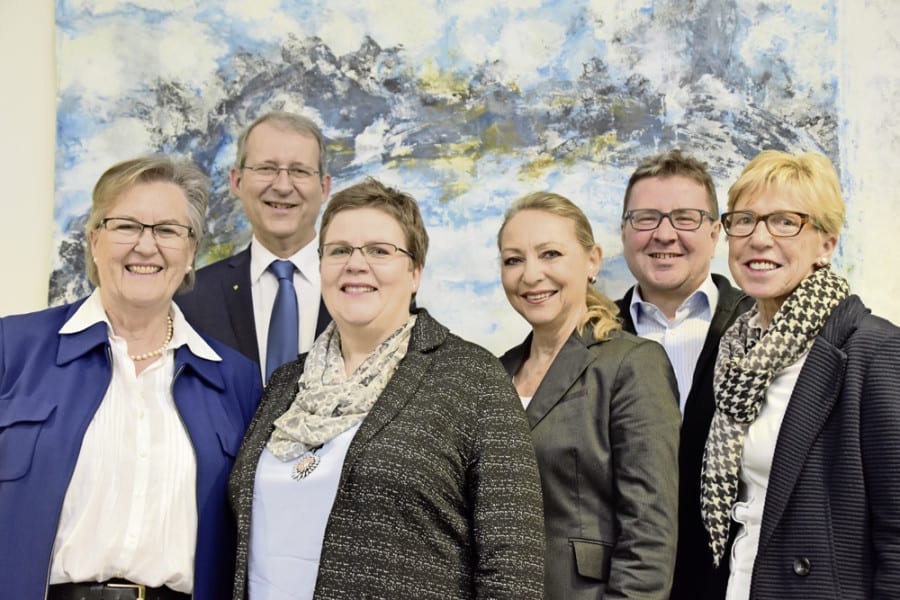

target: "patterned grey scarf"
[267,315,417,461]
[700,266,849,566]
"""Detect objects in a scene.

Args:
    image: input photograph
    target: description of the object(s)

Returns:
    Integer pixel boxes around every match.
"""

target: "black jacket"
[176,247,331,383]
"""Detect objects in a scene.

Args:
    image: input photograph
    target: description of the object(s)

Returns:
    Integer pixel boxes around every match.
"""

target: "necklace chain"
[129,314,174,361]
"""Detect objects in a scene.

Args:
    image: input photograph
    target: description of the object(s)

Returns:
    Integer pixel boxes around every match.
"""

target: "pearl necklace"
[129,314,174,361]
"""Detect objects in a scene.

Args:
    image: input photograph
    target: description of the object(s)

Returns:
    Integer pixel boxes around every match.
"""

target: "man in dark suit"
[177,112,332,384]
[615,149,753,600]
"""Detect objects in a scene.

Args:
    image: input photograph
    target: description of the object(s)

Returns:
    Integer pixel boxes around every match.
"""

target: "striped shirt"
[629,276,719,415]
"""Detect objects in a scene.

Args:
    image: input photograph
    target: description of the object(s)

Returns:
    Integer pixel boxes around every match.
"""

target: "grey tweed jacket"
[229,309,545,599]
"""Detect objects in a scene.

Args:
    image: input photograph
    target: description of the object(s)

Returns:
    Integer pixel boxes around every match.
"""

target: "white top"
[50,290,221,593]
[248,423,362,600]
[519,395,533,410]
[725,331,808,600]
[249,236,322,381]
[630,275,718,414]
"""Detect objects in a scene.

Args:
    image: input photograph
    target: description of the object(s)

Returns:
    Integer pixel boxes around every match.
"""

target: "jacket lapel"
[615,287,636,334]
[224,248,258,361]
[502,331,595,430]
[756,334,845,555]
[339,310,445,479]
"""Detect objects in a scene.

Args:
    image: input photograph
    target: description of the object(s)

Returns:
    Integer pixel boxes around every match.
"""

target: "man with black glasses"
[615,149,753,600]
[177,111,332,384]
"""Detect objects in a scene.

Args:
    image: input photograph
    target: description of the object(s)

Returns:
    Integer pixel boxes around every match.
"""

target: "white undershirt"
[249,236,322,381]
[248,423,362,600]
[50,291,221,593]
[725,344,808,600]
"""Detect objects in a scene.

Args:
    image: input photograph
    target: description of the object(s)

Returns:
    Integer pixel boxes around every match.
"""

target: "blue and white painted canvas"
[54,0,863,353]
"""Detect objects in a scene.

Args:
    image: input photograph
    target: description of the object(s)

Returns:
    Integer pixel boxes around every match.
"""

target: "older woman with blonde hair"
[498,191,681,599]
[0,156,262,599]
[701,150,900,599]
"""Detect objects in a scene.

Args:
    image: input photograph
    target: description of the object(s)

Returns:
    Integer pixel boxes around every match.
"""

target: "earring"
[816,257,829,267]
[589,275,597,284]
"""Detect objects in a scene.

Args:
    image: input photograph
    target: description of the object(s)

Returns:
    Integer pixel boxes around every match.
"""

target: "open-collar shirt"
[629,274,719,414]
[50,289,219,593]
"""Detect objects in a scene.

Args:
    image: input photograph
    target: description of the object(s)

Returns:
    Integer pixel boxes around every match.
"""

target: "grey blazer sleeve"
[607,339,680,598]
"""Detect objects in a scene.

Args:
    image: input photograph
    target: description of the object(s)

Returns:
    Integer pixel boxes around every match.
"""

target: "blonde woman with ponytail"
[498,192,681,599]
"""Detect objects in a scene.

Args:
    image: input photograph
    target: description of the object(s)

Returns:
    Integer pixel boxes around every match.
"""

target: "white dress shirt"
[248,423,362,600]
[249,236,322,381]
[725,319,807,600]
[50,290,221,593]
[630,275,719,415]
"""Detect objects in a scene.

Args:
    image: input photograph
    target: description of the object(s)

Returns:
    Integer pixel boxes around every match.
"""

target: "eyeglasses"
[318,242,415,265]
[242,164,320,183]
[622,208,716,231]
[721,210,810,238]
[99,217,194,248]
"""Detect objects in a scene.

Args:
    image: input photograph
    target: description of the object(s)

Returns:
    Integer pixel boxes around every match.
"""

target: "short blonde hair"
[498,192,621,342]
[727,150,845,235]
[85,156,209,292]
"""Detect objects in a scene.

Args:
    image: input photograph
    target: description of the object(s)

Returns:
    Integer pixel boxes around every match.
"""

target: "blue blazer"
[0,299,262,599]
[176,247,331,374]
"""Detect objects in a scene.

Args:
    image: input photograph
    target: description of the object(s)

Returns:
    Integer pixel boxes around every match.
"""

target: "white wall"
[0,1,56,317]
[2,1,899,324]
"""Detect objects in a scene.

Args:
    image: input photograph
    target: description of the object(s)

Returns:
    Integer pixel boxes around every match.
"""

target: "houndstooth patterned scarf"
[267,315,416,461]
[700,265,849,566]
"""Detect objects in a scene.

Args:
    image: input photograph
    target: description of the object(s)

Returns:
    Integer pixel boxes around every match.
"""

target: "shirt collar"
[59,288,221,362]
[630,273,718,325]
[249,235,320,285]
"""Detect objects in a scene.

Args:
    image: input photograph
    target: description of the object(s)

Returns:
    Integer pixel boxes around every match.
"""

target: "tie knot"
[270,260,295,281]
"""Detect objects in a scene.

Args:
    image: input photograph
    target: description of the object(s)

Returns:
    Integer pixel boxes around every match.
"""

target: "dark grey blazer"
[616,273,753,600]
[726,295,900,599]
[500,327,680,599]
[229,309,545,600]
[176,247,331,372]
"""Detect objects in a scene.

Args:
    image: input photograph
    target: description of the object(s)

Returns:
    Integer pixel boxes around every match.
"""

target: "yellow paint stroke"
[482,120,521,153]
[200,243,236,267]
[389,150,478,203]
[417,59,471,98]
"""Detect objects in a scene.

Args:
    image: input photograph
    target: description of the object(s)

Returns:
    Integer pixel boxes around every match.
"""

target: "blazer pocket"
[0,403,56,481]
[216,427,240,459]
[204,396,243,459]
[570,538,612,582]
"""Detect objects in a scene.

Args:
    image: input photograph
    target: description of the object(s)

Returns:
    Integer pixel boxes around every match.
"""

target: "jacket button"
[793,557,811,577]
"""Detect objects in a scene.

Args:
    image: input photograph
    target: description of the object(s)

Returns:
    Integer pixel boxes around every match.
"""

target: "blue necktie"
[266,260,299,382]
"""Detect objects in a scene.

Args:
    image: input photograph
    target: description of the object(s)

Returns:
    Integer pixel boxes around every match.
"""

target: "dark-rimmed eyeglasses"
[318,242,415,265]
[99,217,194,248]
[242,164,320,183]
[622,208,716,231]
[721,210,810,238]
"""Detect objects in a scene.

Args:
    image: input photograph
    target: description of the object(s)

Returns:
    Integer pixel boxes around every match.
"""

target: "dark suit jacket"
[229,309,545,600]
[719,295,900,599]
[616,274,752,600]
[500,327,680,599]
[176,247,331,370]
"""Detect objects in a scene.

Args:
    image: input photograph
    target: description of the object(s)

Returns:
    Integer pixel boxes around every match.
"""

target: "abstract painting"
[54,0,866,353]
